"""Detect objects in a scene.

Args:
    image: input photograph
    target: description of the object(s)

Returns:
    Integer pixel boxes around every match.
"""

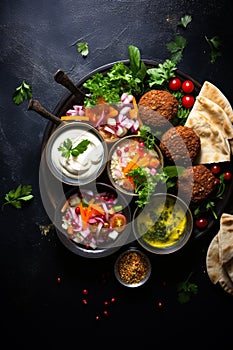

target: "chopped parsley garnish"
[2,184,34,209]
[58,138,90,158]
[13,80,32,105]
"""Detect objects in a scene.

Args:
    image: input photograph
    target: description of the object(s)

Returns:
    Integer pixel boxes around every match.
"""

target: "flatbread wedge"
[199,81,233,123]
[206,233,221,284]
[218,213,233,265]
[185,113,231,163]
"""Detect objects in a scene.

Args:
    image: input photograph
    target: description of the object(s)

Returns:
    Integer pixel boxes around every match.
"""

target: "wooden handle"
[27,99,63,126]
[54,69,88,99]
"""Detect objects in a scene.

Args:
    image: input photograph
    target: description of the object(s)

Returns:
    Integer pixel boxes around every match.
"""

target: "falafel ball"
[177,164,217,204]
[159,125,201,165]
[138,89,179,129]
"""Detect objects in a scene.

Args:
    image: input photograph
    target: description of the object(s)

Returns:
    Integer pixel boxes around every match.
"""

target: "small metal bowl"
[114,247,151,287]
[107,134,164,196]
[132,193,193,255]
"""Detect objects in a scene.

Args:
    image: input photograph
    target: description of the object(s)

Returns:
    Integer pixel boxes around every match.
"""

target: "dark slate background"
[0,0,233,345]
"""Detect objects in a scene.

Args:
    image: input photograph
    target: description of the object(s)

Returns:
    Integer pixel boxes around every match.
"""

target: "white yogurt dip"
[50,126,105,181]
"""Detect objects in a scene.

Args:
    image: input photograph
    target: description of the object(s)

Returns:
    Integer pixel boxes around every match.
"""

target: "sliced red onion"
[104,125,116,134]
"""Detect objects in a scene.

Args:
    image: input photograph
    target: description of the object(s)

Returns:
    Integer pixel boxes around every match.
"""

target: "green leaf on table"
[2,184,34,209]
[166,35,187,64]
[12,80,32,105]
[77,42,89,57]
[205,35,222,63]
[177,272,198,304]
[178,15,192,28]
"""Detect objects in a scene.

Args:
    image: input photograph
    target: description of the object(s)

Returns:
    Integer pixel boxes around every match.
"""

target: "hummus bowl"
[54,182,132,258]
[132,193,193,254]
[45,122,108,186]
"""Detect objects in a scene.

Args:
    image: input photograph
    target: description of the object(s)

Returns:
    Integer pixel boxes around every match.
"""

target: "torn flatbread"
[185,113,231,163]
[206,233,221,284]
[199,81,233,123]
[219,213,233,265]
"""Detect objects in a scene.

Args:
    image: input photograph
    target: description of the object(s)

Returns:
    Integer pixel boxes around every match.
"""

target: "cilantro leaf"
[58,138,90,158]
[12,80,32,105]
[166,35,187,64]
[2,184,34,209]
[205,35,222,63]
[178,15,192,28]
[77,42,89,57]
[177,272,198,304]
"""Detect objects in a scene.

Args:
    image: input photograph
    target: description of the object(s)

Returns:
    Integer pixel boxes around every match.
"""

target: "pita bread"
[218,213,233,265]
[219,266,233,296]
[185,113,231,163]
[206,233,221,284]
[225,257,233,283]
[195,96,233,140]
[199,81,233,123]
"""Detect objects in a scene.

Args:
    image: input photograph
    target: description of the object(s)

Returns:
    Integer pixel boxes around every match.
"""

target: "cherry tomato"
[211,165,221,174]
[224,172,232,181]
[182,80,195,94]
[109,213,127,232]
[214,178,220,185]
[168,77,182,91]
[181,95,195,108]
[195,218,208,229]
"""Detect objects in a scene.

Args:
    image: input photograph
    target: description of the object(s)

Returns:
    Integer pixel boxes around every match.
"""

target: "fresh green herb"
[77,42,89,57]
[139,125,161,149]
[58,138,90,158]
[147,59,177,88]
[172,90,190,124]
[177,272,198,304]
[178,15,192,28]
[194,174,225,220]
[205,35,222,63]
[166,35,187,64]
[127,165,185,207]
[2,184,34,209]
[12,80,32,105]
[128,45,147,82]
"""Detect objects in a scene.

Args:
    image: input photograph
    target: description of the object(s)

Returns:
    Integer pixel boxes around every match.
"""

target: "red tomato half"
[109,213,127,232]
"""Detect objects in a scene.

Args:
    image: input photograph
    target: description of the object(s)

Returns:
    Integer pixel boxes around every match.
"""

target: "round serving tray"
[41,59,233,241]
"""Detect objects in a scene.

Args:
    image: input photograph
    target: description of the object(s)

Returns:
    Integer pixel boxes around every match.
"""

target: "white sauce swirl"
[51,129,104,181]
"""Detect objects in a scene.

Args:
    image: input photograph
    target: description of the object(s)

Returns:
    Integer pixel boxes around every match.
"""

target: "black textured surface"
[1,0,233,345]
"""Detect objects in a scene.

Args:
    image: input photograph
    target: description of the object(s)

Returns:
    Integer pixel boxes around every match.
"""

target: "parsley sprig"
[147,59,177,88]
[13,80,32,105]
[58,138,90,158]
[177,272,198,304]
[205,35,222,64]
[128,165,185,207]
[77,42,89,57]
[2,184,34,209]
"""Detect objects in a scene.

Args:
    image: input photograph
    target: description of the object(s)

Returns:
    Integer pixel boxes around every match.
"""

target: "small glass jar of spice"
[114,248,151,287]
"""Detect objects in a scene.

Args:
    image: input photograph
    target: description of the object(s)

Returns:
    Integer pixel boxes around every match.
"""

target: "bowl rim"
[114,247,152,287]
[132,192,193,255]
[107,134,164,197]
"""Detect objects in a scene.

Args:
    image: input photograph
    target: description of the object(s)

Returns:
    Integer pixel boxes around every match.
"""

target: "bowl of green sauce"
[132,193,193,254]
